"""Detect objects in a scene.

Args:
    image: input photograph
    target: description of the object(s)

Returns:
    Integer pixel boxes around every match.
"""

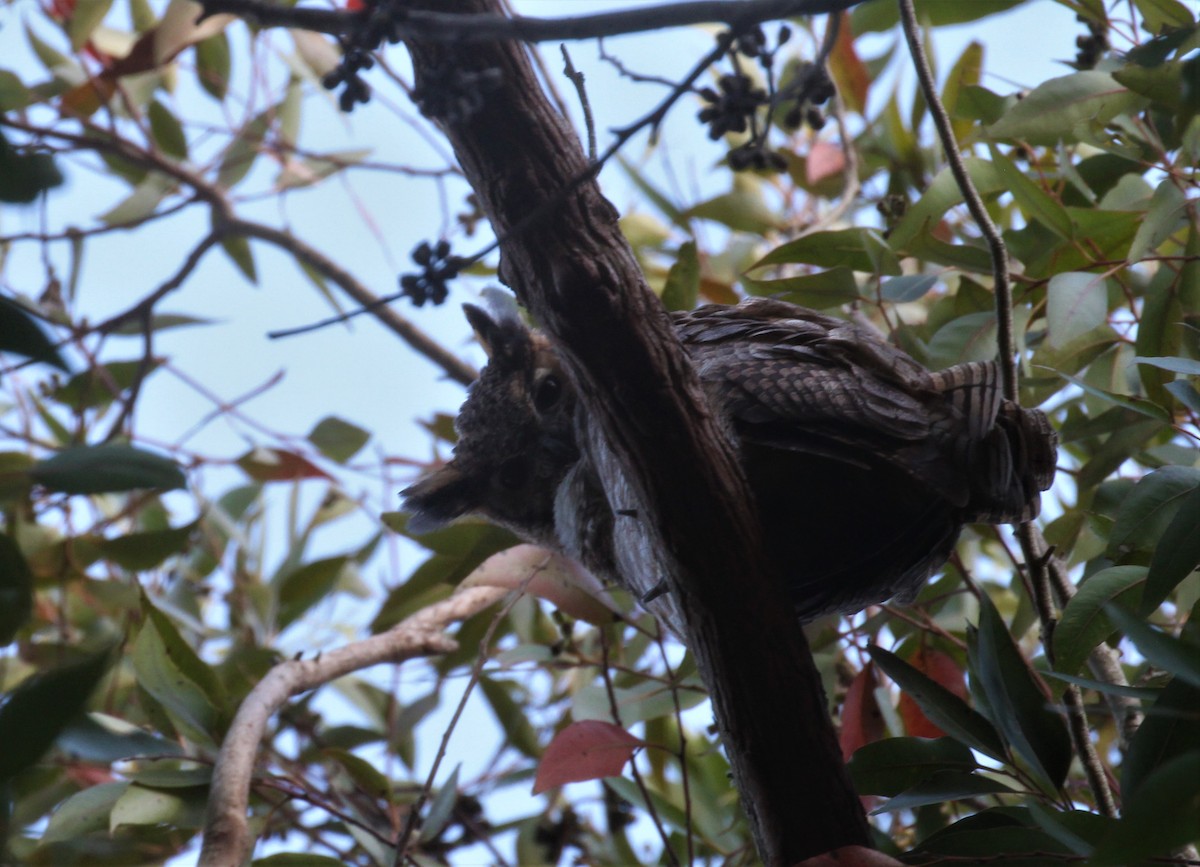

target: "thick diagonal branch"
[401,1,869,863]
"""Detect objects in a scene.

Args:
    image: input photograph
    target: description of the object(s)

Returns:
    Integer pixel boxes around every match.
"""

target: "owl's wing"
[675,300,996,508]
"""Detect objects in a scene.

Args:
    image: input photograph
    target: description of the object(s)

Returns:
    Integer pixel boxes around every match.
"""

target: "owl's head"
[401,300,578,544]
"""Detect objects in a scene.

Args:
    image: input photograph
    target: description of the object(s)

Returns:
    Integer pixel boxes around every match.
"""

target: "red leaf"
[898,648,969,739]
[806,141,847,186]
[839,662,884,761]
[236,448,332,482]
[532,720,643,794]
[827,12,870,113]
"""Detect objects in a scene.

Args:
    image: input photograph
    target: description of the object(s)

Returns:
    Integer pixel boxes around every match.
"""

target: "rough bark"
[402,2,870,862]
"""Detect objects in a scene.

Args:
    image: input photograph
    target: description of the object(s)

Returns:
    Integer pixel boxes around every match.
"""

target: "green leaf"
[1128,177,1189,262]
[98,173,176,225]
[889,158,1004,250]
[31,444,186,494]
[477,676,540,759]
[852,0,1023,32]
[0,70,32,112]
[1053,368,1172,423]
[419,764,460,843]
[1124,679,1200,799]
[869,647,1005,760]
[1090,751,1200,865]
[308,416,370,463]
[253,855,350,866]
[110,782,206,830]
[753,227,901,275]
[57,713,183,763]
[873,771,1014,814]
[880,274,938,303]
[220,233,258,284]
[132,596,227,744]
[661,241,699,312]
[0,646,113,781]
[67,0,114,49]
[969,595,1072,792]
[0,533,33,645]
[50,359,161,411]
[42,781,130,843]
[217,115,268,191]
[985,71,1143,145]
[942,41,984,141]
[986,143,1074,240]
[684,177,781,234]
[1131,0,1196,33]
[94,521,196,571]
[846,737,976,796]
[1105,605,1200,689]
[1134,355,1200,375]
[1144,484,1200,613]
[618,155,684,226]
[195,32,231,101]
[1108,466,1200,558]
[1054,566,1146,677]
[927,312,998,368]
[274,556,350,629]
[147,100,188,160]
[741,267,861,309]
[1046,272,1107,349]
[0,294,68,371]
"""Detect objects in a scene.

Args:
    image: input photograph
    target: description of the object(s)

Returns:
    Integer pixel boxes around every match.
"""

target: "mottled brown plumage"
[402,297,1056,624]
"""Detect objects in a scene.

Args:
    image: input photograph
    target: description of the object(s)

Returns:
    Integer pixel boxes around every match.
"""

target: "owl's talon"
[640,580,669,604]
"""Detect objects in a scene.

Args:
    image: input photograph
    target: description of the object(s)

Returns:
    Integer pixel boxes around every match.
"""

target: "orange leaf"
[236,448,332,482]
[827,12,870,113]
[839,662,884,760]
[898,648,969,739]
[532,720,643,794]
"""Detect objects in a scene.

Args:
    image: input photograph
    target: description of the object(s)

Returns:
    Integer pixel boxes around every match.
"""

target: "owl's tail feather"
[930,361,1057,524]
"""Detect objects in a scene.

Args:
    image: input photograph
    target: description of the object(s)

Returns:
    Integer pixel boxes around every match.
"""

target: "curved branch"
[197,0,865,40]
[197,585,507,867]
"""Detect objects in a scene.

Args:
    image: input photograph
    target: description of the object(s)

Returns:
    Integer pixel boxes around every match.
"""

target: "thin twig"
[896,0,1117,820]
[600,629,681,867]
[560,45,596,162]
[391,559,548,865]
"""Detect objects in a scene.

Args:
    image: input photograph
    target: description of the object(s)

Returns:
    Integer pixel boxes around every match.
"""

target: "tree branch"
[197,0,866,41]
[197,585,507,867]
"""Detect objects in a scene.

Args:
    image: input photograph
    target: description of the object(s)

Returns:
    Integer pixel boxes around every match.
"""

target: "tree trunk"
[402,2,870,861]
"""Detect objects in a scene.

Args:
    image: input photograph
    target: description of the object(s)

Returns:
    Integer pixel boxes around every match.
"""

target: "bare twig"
[198,585,507,867]
[560,45,596,162]
[896,0,1117,820]
[196,0,867,42]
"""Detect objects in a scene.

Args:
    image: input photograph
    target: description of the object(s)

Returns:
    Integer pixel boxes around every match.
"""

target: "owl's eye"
[533,373,562,413]
[497,456,531,490]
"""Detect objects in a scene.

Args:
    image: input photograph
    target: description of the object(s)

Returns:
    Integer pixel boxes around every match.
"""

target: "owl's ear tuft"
[463,302,530,367]
[401,464,479,534]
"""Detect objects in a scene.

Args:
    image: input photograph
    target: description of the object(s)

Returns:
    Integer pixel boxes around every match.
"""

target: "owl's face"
[401,304,579,545]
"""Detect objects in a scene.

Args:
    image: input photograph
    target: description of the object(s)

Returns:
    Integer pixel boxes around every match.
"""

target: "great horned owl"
[402,297,1057,626]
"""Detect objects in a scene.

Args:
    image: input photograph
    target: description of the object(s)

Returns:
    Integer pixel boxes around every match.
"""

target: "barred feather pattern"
[402,298,1058,626]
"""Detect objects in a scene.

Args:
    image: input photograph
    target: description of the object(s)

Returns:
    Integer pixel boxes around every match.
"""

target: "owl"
[401,297,1057,627]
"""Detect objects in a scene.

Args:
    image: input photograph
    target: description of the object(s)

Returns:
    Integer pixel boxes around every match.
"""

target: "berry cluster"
[1074,14,1109,70]
[696,24,836,174]
[319,0,409,112]
[698,74,768,139]
[399,240,460,306]
[781,60,836,131]
[412,60,504,123]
